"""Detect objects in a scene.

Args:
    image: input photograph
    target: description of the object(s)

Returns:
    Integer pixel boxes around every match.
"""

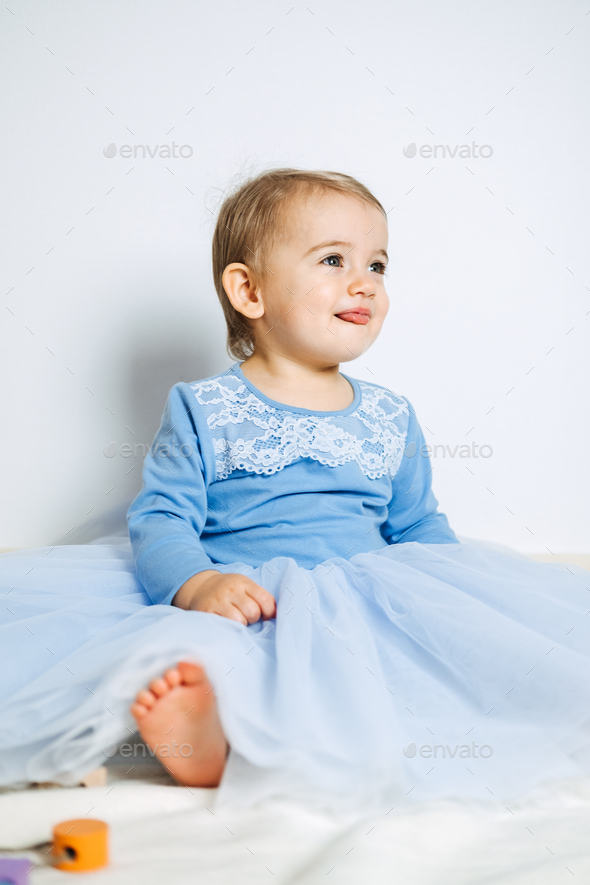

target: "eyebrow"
[304,240,389,261]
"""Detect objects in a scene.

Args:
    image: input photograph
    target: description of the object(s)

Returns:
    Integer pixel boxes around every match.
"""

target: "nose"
[346,265,376,297]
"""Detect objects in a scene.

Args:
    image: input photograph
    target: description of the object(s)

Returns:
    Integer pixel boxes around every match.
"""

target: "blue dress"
[1,362,589,815]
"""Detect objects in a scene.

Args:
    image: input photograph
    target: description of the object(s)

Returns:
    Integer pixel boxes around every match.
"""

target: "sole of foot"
[130,661,228,787]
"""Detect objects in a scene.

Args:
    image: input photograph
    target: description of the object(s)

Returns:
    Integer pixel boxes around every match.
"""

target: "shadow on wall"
[54,315,225,545]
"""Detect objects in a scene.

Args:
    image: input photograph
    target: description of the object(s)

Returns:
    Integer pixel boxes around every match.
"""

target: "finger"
[244,583,276,620]
[210,602,248,626]
[232,591,263,625]
[225,603,249,626]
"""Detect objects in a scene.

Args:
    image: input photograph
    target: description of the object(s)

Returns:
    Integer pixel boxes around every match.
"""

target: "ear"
[222,263,265,319]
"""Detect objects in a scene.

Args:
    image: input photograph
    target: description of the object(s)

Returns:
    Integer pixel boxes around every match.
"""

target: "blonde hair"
[211,167,387,361]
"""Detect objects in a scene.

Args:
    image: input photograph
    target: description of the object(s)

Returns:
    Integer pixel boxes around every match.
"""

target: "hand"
[172,569,276,625]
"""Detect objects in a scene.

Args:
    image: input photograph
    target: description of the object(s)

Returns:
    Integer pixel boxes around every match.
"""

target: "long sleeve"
[381,397,458,545]
[126,383,218,605]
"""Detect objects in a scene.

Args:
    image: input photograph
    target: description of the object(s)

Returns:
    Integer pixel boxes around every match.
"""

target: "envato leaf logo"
[403,742,417,757]
[403,141,493,159]
[103,142,193,159]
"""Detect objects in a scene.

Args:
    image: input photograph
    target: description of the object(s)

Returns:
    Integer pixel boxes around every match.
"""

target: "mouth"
[334,309,371,325]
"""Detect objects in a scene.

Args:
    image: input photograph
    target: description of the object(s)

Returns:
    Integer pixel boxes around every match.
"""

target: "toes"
[149,677,170,698]
[134,663,208,713]
[164,668,182,689]
[177,661,207,685]
[136,689,156,708]
[130,702,148,719]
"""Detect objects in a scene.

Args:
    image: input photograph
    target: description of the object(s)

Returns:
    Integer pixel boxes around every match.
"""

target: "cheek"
[305,281,338,316]
[285,309,314,338]
[376,292,389,322]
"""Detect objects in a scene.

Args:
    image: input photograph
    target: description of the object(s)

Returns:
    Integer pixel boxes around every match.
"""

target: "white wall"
[1,0,588,553]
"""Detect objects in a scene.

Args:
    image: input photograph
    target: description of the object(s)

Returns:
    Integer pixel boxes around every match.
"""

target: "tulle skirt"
[1,534,589,815]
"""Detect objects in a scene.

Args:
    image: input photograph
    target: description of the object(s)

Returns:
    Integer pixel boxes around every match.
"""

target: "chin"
[338,343,372,363]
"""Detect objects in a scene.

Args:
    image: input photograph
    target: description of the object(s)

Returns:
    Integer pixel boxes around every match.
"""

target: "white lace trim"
[190,372,409,481]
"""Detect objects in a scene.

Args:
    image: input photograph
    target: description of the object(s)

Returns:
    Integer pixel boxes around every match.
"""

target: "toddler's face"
[257,191,390,367]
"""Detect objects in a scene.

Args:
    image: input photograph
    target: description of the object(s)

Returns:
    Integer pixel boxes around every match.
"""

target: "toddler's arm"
[381,397,458,545]
[127,384,274,621]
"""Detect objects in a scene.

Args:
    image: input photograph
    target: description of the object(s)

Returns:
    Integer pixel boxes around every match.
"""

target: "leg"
[130,661,228,787]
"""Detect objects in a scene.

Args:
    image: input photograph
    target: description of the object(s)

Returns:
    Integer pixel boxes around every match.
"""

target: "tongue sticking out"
[335,311,369,325]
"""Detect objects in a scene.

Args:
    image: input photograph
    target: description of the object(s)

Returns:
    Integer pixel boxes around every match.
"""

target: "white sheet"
[2,764,590,883]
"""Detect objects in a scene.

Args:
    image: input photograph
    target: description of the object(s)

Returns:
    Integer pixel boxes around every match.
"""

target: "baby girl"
[127,168,456,788]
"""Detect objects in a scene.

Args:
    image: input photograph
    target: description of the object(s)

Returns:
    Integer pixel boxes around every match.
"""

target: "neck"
[239,352,354,412]
[241,352,339,386]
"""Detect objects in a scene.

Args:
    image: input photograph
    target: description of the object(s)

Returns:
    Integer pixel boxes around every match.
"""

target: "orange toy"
[51,819,109,872]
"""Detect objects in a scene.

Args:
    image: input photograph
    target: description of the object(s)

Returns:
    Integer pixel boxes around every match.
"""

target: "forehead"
[286,189,386,239]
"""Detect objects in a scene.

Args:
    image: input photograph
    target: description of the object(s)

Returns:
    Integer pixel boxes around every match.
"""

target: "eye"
[370,261,387,275]
[322,254,342,268]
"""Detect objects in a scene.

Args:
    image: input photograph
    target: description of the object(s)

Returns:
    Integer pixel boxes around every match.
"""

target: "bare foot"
[130,661,228,787]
